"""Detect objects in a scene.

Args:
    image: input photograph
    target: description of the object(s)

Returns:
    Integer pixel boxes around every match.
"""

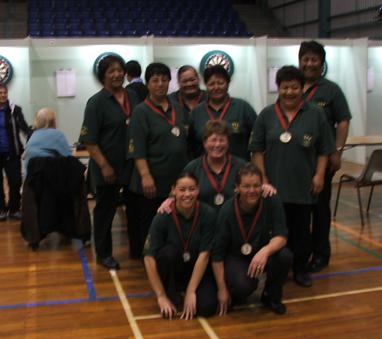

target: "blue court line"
[313,265,382,281]
[79,246,97,300]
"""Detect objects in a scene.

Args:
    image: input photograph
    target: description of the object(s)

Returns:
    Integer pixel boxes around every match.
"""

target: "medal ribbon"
[234,197,263,243]
[202,155,232,194]
[275,100,304,132]
[305,85,318,102]
[205,98,232,121]
[115,90,132,119]
[144,98,176,127]
[179,91,203,108]
[171,201,200,253]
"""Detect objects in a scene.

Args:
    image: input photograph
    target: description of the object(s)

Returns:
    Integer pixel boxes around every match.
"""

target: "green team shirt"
[183,155,246,210]
[249,101,335,205]
[304,77,352,137]
[144,202,217,262]
[189,97,257,160]
[79,88,139,186]
[128,98,189,197]
[168,89,208,115]
[211,195,288,262]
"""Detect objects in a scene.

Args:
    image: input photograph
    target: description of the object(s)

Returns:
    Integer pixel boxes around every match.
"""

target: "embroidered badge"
[80,126,88,136]
[128,139,134,154]
[231,121,240,133]
[302,134,313,147]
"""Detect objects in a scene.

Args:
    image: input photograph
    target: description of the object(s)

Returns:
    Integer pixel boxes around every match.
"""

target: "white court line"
[110,270,143,339]
[198,317,219,339]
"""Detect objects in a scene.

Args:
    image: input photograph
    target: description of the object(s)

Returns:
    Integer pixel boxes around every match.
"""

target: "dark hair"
[276,66,305,88]
[125,60,142,78]
[145,62,171,83]
[235,163,263,186]
[203,65,230,84]
[0,83,8,91]
[97,55,126,83]
[298,40,326,65]
[173,171,199,187]
[177,65,198,81]
[202,120,230,142]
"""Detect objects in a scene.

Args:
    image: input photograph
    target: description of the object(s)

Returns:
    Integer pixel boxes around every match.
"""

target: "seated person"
[211,163,292,316]
[144,172,217,319]
[24,108,71,169]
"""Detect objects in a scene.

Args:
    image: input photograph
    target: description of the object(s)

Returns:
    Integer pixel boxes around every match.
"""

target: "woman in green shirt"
[144,172,217,319]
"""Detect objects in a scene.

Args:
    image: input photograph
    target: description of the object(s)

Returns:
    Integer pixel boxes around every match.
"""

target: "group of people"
[64,39,351,319]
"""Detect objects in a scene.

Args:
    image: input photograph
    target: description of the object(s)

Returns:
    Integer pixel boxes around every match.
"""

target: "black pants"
[93,185,121,259]
[0,155,22,213]
[156,244,217,317]
[283,203,312,273]
[126,190,164,258]
[224,248,292,303]
[312,170,334,262]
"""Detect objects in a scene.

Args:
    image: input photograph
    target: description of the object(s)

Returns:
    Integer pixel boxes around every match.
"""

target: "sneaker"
[8,211,22,220]
[0,211,7,221]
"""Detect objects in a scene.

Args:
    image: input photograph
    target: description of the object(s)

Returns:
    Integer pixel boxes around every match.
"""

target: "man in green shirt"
[299,41,352,272]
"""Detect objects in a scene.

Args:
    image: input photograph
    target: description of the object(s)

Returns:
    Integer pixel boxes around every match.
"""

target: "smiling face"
[278,79,303,111]
[102,61,125,91]
[172,176,199,211]
[237,174,262,209]
[178,69,200,98]
[147,74,170,101]
[299,52,323,82]
[206,74,229,102]
[203,133,229,160]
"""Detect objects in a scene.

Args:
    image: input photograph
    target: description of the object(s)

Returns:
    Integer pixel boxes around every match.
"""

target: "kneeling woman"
[212,163,292,315]
[144,173,217,319]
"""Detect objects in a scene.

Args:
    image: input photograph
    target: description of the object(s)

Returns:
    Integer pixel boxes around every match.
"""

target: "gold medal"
[279,131,292,143]
[183,252,191,262]
[171,126,180,137]
[214,193,225,206]
[241,243,252,256]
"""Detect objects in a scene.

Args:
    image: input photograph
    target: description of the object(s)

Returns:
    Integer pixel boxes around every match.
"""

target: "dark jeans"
[0,155,22,213]
[312,170,334,262]
[156,244,217,317]
[125,190,164,258]
[224,248,292,303]
[283,203,312,273]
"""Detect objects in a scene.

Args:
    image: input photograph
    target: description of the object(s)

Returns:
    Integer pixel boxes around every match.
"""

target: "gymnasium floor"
[0,162,381,338]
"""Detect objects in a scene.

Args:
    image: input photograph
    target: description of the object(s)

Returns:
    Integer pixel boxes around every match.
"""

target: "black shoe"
[8,211,22,220]
[97,256,120,270]
[308,257,329,273]
[260,293,287,315]
[293,272,313,287]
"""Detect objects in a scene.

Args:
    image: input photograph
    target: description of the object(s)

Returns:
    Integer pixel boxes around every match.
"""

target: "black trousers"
[224,248,292,303]
[93,184,121,259]
[312,170,334,262]
[283,203,312,273]
[0,155,22,213]
[126,190,164,258]
[156,244,217,317]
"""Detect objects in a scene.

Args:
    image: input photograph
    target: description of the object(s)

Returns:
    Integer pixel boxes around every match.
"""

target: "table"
[344,135,382,149]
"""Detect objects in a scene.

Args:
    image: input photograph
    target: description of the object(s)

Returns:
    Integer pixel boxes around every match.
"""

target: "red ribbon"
[234,197,263,243]
[205,98,232,121]
[202,155,232,194]
[144,98,176,127]
[178,91,203,108]
[305,85,318,102]
[275,100,304,132]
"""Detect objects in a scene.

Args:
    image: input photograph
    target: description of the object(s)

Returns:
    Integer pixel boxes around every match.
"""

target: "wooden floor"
[1,162,382,338]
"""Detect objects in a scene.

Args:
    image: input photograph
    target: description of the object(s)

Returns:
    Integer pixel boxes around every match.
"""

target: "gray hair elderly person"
[24,107,72,169]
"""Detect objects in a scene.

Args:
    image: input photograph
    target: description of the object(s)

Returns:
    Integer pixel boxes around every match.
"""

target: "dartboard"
[0,56,13,84]
[200,50,234,77]
[93,52,124,78]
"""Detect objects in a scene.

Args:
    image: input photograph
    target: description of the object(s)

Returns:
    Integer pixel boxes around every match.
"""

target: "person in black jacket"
[0,84,32,221]
[125,60,148,103]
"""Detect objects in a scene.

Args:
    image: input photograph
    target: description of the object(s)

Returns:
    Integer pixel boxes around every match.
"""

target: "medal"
[241,243,252,256]
[279,131,292,143]
[183,252,191,262]
[214,193,225,206]
[171,126,180,137]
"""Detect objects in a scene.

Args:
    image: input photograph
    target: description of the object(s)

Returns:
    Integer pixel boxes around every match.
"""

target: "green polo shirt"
[144,202,216,261]
[211,195,288,262]
[169,89,208,115]
[303,77,352,137]
[79,88,139,186]
[183,155,246,210]
[128,98,189,197]
[249,101,335,205]
[189,97,257,160]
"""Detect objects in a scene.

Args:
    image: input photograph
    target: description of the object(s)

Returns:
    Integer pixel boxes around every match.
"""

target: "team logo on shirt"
[144,234,151,251]
[93,52,124,79]
[80,126,88,136]
[128,139,134,154]
[317,101,327,108]
[231,121,240,133]
[200,50,234,77]
[302,134,313,147]
[0,55,13,84]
